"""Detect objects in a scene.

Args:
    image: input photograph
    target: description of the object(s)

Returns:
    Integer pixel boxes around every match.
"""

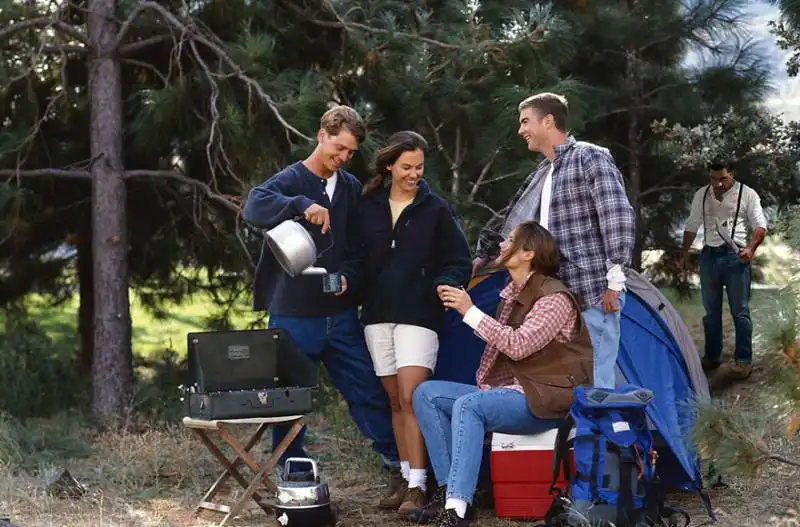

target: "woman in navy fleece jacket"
[360,131,472,517]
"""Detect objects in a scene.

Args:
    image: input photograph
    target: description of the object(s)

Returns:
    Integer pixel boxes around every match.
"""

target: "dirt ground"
[1,298,798,527]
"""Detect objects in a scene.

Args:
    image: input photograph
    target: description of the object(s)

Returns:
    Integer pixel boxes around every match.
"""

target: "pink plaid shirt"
[472,273,579,392]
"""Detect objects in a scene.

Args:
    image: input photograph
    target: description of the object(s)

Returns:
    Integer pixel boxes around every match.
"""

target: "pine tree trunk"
[625,39,644,271]
[88,0,133,426]
[77,227,94,375]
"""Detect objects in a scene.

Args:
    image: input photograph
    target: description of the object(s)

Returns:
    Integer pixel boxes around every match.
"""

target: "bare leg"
[396,365,433,516]
[381,375,408,464]
[397,365,432,471]
[378,374,408,509]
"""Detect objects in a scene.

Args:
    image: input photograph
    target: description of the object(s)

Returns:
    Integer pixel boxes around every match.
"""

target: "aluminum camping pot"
[264,219,329,278]
[275,458,335,527]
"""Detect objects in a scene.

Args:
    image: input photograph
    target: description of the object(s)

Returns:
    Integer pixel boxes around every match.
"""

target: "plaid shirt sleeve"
[474,292,577,361]
[581,146,636,268]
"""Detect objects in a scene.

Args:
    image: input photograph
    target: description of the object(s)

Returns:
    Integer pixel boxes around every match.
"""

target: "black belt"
[704,245,736,254]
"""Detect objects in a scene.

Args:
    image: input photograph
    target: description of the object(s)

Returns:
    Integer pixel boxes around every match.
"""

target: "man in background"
[473,92,636,389]
[679,161,767,380]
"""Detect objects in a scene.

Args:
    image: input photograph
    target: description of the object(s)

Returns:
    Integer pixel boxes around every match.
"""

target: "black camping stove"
[184,328,318,420]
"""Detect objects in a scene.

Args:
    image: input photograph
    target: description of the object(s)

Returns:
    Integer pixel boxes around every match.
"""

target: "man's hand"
[304,203,330,234]
[334,275,348,296]
[738,246,754,263]
[602,289,621,314]
[437,285,473,316]
[678,251,690,273]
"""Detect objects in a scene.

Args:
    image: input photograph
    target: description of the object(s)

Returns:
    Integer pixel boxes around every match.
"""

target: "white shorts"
[364,323,439,377]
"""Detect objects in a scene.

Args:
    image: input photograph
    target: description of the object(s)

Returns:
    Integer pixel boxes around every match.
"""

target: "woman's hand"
[437,285,473,316]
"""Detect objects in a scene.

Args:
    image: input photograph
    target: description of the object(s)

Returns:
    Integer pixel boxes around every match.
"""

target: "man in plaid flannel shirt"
[473,93,636,389]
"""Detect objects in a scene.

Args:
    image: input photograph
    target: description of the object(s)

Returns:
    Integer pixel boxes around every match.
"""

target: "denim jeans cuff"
[445,490,474,504]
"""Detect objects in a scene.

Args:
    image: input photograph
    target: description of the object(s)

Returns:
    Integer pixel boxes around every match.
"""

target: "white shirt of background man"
[684,182,768,248]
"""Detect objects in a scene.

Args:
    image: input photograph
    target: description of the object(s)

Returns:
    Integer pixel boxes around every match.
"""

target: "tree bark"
[625,44,644,271]
[77,227,94,376]
[88,0,133,425]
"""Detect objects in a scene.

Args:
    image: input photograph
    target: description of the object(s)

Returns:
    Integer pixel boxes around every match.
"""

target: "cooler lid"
[491,428,575,451]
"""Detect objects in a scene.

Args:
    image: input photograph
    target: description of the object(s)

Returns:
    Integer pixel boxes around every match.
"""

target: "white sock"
[445,498,468,519]
[400,461,410,482]
[408,468,427,492]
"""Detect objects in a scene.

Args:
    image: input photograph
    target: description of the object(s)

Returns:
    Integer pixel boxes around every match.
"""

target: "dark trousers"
[268,307,399,466]
[699,245,753,364]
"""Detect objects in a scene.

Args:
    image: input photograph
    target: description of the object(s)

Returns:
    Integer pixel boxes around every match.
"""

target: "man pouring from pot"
[242,105,399,473]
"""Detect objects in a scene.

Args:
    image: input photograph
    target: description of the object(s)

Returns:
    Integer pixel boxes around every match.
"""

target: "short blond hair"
[518,93,568,132]
[320,105,366,143]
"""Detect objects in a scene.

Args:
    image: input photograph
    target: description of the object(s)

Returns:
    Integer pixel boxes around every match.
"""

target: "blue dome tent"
[432,269,711,498]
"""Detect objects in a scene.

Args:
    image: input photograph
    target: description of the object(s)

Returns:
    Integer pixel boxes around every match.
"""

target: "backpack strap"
[548,416,574,494]
[729,182,744,242]
[589,432,601,502]
[616,446,636,527]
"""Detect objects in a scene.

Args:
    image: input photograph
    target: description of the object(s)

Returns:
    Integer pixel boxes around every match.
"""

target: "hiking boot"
[397,486,427,516]
[701,356,722,373]
[730,362,752,380]
[378,468,407,509]
[379,480,407,509]
[434,507,471,527]
[408,485,449,523]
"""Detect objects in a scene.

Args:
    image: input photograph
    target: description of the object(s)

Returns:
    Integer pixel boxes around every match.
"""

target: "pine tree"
[0,0,324,424]
[553,0,774,270]
[770,1,800,76]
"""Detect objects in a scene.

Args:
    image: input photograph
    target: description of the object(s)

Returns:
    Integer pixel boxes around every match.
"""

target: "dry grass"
[1,291,798,527]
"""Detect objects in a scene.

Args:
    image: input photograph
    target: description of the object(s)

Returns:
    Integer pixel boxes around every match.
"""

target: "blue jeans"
[582,292,625,389]
[699,246,752,364]
[268,307,398,466]
[413,380,558,504]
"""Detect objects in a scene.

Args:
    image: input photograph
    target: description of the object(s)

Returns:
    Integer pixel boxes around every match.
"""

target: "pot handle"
[284,457,319,480]
[291,215,336,258]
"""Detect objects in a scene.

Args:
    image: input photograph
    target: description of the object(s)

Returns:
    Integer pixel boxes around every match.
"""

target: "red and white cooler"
[490,428,574,520]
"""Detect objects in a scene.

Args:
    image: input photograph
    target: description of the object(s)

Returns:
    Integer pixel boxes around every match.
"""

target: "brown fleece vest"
[494,273,593,419]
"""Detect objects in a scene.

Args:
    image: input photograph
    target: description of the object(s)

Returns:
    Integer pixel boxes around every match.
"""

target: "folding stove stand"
[182,415,304,526]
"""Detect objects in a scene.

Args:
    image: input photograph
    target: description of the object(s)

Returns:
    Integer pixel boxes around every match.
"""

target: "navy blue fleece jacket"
[242,161,363,315]
[359,180,472,331]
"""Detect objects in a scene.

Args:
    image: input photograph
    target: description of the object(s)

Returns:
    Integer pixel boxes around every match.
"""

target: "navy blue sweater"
[242,162,363,316]
[360,180,472,331]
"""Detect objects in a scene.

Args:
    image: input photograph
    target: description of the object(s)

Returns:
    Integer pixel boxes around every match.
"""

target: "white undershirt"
[539,165,555,230]
[325,172,338,201]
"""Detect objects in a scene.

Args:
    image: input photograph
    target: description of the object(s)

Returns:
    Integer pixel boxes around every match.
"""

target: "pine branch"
[123,170,242,214]
[0,169,91,178]
[279,0,461,50]
[118,34,174,55]
[638,185,694,198]
[468,148,501,201]
[115,1,313,143]
[120,58,168,87]
[0,16,90,47]
[113,2,153,50]
[278,0,522,55]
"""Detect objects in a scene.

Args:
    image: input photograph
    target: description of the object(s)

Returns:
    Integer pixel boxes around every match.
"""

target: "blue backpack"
[542,384,690,527]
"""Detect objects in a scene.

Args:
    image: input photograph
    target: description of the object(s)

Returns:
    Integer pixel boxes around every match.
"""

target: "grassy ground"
[23,291,257,359]
[1,288,797,527]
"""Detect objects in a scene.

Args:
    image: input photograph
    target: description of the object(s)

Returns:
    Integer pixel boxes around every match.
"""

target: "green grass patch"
[20,290,263,358]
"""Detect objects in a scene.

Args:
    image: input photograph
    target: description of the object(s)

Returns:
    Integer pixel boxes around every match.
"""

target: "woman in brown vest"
[410,221,593,527]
